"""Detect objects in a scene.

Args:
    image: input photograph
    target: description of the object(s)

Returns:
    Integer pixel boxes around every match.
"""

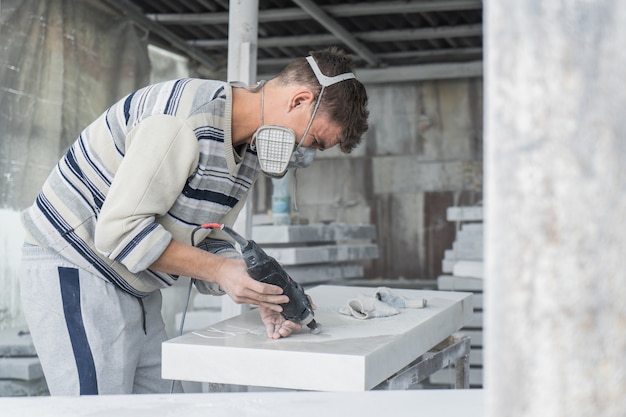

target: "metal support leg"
[373,333,471,390]
[454,347,470,389]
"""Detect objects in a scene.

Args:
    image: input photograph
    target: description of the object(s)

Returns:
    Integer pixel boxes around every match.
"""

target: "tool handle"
[242,240,314,323]
[201,223,319,331]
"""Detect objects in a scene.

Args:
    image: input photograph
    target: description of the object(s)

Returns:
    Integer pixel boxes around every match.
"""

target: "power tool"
[200,223,321,334]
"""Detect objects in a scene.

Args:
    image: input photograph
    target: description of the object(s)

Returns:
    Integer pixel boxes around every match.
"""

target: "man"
[18,46,369,396]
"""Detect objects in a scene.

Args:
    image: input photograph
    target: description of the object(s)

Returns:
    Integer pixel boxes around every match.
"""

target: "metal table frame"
[374,333,471,390]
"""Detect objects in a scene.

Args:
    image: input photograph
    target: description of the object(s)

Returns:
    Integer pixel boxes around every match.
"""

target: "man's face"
[291,110,342,152]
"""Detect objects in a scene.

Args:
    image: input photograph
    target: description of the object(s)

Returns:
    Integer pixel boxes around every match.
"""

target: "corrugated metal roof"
[104,0,483,81]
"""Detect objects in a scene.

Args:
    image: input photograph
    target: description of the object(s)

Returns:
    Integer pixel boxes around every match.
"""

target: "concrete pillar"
[226,0,259,241]
[485,1,626,416]
[221,0,259,321]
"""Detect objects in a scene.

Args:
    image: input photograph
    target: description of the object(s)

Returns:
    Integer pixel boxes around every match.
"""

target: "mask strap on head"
[297,56,357,147]
[305,56,356,87]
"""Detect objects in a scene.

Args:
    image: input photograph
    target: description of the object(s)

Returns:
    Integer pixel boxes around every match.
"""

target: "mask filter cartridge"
[253,125,296,177]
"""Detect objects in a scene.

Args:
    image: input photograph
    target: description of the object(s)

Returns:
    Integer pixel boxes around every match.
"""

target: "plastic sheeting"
[0,0,151,210]
[0,0,151,330]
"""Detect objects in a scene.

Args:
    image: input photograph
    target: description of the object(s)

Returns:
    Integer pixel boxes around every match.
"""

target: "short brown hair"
[275,47,369,153]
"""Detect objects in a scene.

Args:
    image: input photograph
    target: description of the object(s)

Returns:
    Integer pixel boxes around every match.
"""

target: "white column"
[485,1,626,416]
[227,0,258,84]
[227,0,258,240]
[222,0,259,320]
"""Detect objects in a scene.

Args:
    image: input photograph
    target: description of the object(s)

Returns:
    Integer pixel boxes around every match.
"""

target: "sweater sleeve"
[94,114,200,273]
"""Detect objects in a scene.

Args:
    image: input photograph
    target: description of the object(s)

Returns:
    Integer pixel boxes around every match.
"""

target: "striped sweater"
[22,79,261,297]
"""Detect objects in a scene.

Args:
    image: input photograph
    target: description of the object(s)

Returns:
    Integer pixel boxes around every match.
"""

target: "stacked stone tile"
[430,206,484,388]
[0,328,48,396]
[251,223,379,285]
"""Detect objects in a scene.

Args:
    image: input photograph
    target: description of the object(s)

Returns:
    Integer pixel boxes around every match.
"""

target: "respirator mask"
[252,126,317,178]
[251,55,356,178]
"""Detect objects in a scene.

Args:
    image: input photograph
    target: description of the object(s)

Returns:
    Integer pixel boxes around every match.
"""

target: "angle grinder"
[200,223,321,334]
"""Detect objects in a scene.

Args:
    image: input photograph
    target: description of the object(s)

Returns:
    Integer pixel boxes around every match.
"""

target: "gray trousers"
[19,245,182,395]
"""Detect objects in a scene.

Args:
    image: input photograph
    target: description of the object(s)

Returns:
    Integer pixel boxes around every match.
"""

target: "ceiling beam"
[377,47,482,60]
[356,61,483,83]
[188,25,483,48]
[259,61,483,83]
[291,0,380,67]
[359,25,483,42]
[146,0,482,25]
[255,47,483,69]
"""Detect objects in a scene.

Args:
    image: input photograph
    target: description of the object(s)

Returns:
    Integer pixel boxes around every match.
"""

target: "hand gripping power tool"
[201,223,321,334]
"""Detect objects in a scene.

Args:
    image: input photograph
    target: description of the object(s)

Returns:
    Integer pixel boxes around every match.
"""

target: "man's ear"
[290,89,315,111]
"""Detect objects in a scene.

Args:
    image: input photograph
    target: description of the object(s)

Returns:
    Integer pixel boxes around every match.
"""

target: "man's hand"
[259,306,301,339]
[215,258,289,312]
[150,240,289,311]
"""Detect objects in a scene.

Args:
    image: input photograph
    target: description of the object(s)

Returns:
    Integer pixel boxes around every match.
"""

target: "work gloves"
[338,287,427,320]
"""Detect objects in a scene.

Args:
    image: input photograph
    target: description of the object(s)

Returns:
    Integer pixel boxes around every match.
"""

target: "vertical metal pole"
[454,352,470,389]
[227,0,258,84]
[227,0,258,240]
[221,0,259,322]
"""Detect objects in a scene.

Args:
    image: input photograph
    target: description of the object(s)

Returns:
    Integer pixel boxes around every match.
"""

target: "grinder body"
[218,225,320,333]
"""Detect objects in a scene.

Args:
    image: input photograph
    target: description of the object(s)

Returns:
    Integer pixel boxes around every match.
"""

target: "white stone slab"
[0,328,36,357]
[461,223,484,233]
[452,241,483,260]
[284,264,364,284]
[453,261,484,278]
[438,275,484,291]
[0,378,48,397]
[456,238,483,253]
[457,230,483,244]
[446,206,484,221]
[252,224,376,243]
[442,258,455,273]
[162,285,473,391]
[264,244,379,265]
[0,390,485,417]
[0,357,43,380]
